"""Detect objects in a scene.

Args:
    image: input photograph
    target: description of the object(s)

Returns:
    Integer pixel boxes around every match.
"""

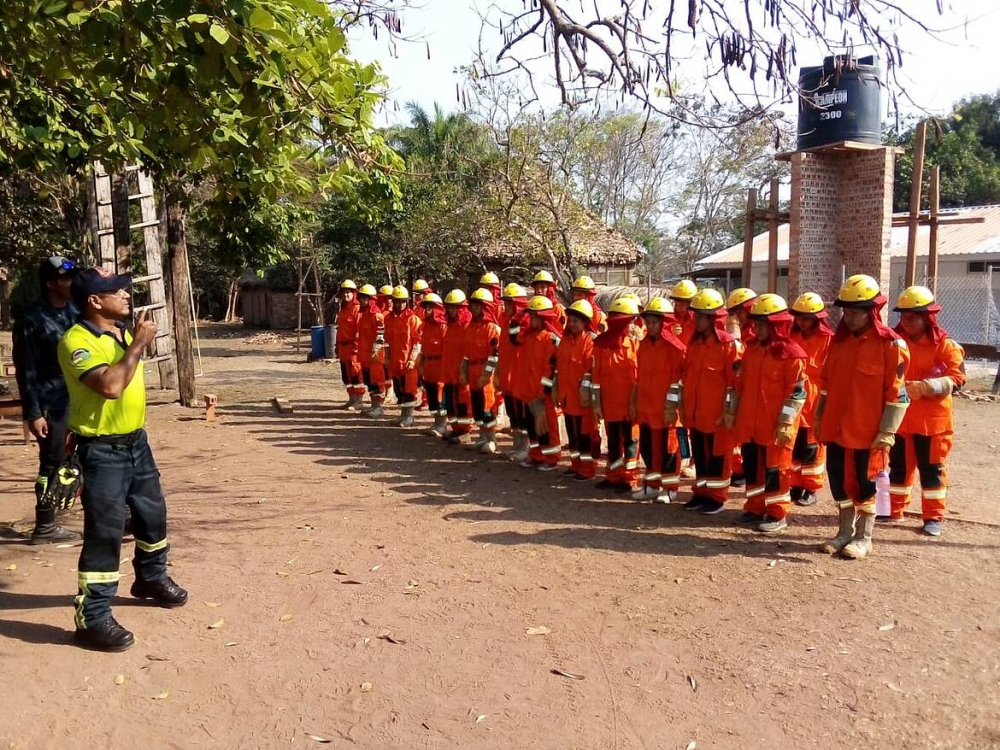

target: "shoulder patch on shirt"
[70,348,92,365]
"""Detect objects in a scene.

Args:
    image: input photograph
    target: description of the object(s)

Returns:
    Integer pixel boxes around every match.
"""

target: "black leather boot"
[74,616,135,652]
[130,577,189,608]
[29,506,81,545]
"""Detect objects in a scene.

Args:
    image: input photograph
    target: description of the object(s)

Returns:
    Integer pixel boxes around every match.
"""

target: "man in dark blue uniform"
[11,256,82,544]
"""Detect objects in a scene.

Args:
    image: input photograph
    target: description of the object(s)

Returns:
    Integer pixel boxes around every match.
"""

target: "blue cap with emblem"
[38,255,78,283]
[72,267,133,307]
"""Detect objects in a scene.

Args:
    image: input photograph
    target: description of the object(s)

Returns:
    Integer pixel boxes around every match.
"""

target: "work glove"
[529,398,549,437]
[579,378,593,407]
[663,403,678,425]
[871,431,895,451]
[41,454,83,511]
[774,423,797,448]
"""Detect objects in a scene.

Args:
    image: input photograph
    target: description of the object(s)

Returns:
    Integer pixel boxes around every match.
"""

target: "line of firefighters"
[334,271,965,561]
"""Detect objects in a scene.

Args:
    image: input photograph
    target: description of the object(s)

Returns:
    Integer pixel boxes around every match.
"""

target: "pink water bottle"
[875,471,891,516]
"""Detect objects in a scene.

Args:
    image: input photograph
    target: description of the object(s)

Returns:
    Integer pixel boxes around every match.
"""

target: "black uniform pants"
[33,409,69,506]
[74,429,170,628]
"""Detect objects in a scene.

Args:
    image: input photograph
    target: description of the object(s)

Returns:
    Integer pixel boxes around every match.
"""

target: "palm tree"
[387,102,490,178]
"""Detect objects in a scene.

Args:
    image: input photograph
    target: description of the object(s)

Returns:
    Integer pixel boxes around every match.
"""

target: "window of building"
[968,261,1000,274]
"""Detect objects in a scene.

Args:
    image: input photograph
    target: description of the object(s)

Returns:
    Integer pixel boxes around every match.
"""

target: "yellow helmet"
[836,274,881,307]
[502,282,527,299]
[422,292,443,305]
[726,287,758,311]
[527,295,554,312]
[358,284,377,297]
[690,289,725,313]
[412,279,430,293]
[608,297,641,316]
[643,297,675,316]
[532,270,555,285]
[671,279,698,301]
[750,293,789,317]
[479,271,500,285]
[444,289,467,305]
[391,285,409,301]
[894,285,936,312]
[470,288,494,303]
[621,292,641,302]
[571,275,596,291]
[792,292,826,315]
[567,299,594,320]
[340,279,357,291]
[378,284,393,296]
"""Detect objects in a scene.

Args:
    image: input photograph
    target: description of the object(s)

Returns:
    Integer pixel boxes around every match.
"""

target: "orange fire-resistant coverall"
[888,334,965,521]
[789,328,831,492]
[819,329,909,515]
[498,308,526,435]
[419,317,447,417]
[463,319,502,429]
[336,300,364,396]
[442,319,473,435]
[682,331,740,503]
[735,342,806,521]
[636,335,685,492]
[517,327,562,465]
[358,306,386,396]
[385,310,422,407]
[593,336,640,486]
[555,329,596,477]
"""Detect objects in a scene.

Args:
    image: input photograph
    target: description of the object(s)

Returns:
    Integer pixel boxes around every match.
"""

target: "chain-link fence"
[891,271,1000,350]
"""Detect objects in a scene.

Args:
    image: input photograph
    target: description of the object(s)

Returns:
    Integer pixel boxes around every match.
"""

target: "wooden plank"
[905,122,927,286]
[135,170,178,392]
[741,188,757,287]
[767,178,780,294]
[91,162,117,271]
[891,216,985,226]
[775,140,904,161]
[928,166,941,294]
[271,396,294,415]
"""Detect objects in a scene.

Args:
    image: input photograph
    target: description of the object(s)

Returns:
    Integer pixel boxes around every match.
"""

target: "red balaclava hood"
[595,313,635,350]
[446,302,472,326]
[834,295,900,342]
[530,307,563,337]
[423,301,447,326]
[894,303,948,344]
[694,308,737,343]
[359,295,379,314]
[793,310,835,338]
[648,313,686,352]
[755,311,807,360]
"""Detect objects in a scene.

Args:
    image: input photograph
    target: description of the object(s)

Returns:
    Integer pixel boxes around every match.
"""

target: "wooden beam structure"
[767,178,780,294]
[904,121,928,286]
[741,188,757,287]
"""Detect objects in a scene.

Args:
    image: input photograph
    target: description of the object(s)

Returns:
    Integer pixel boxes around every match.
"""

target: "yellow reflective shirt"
[57,321,146,437]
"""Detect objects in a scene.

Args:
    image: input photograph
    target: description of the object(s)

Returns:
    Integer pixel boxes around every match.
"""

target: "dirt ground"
[2,324,1000,750]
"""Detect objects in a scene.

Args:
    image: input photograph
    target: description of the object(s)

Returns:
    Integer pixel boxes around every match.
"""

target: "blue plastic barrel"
[310,325,326,360]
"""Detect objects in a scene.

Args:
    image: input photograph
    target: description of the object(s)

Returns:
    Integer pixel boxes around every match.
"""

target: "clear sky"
[348,1,1000,126]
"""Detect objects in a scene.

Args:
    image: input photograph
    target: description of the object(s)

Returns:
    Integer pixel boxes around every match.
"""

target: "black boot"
[74,616,135,652]
[130,577,189,608]
[29,506,81,546]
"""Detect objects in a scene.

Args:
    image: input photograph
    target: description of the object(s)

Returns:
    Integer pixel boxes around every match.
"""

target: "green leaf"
[210,24,231,45]
[187,13,210,24]
[42,1,67,15]
[248,9,275,30]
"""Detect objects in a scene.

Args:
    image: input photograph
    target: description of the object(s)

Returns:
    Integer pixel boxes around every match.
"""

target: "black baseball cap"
[72,267,133,307]
[38,256,79,283]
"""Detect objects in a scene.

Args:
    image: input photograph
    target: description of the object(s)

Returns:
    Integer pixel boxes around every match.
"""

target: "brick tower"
[787,145,896,306]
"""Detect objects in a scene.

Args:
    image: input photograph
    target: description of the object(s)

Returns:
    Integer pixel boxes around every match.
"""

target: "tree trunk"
[225,278,240,323]
[167,203,197,406]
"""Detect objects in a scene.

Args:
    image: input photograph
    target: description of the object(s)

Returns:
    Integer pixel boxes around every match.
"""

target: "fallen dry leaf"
[766,560,777,569]
[113,674,126,686]
[333,568,348,576]
[275,571,290,578]
[307,735,331,744]
[687,675,698,692]
[5,564,16,572]
[686,742,697,750]
[475,714,487,724]
[224,642,238,647]
[377,633,405,645]
[279,613,295,622]
[341,579,364,585]
[204,602,221,608]
[360,681,373,693]
[152,692,169,701]
[526,626,552,636]
[370,564,383,572]
[878,622,896,632]
[56,543,76,549]
[145,654,170,662]
[886,682,905,693]
[551,669,585,680]
[307,569,324,575]
[208,618,224,630]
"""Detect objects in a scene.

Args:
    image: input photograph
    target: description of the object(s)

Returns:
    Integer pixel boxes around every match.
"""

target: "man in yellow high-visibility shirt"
[57,268,187,652]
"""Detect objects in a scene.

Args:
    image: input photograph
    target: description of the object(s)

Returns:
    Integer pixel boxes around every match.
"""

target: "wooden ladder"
[89,162,178,390]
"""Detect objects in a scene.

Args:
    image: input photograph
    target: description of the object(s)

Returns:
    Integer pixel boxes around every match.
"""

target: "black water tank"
[797,55,882,150]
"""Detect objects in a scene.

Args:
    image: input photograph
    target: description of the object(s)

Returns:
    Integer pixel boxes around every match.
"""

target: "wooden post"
[741,188,757,287]
[905,121,927,286]
[167,203,197,406]
[928,166,941,294]
[90,163,116,270]
[767,178,780,294]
